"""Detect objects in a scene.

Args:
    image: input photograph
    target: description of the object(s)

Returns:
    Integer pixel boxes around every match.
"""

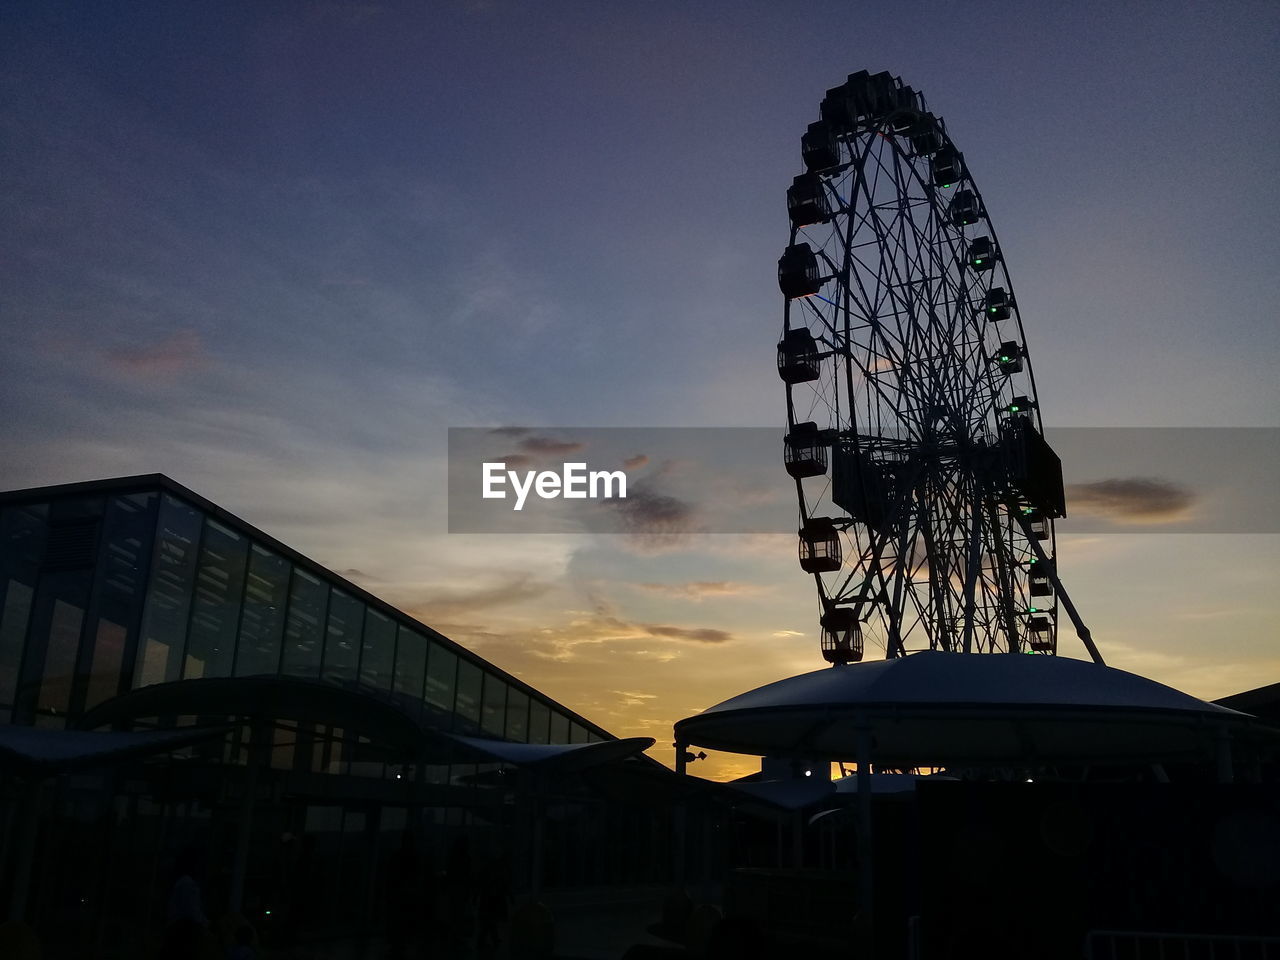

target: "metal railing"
[1085,929,1280,959]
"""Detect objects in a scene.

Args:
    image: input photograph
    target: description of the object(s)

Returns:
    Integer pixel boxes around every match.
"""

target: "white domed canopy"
[675,651,1278,766]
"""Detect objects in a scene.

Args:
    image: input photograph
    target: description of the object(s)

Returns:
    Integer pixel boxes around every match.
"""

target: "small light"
[265,909,272,916]
[804,770,812,777]
[975,258,984,265]
[1010,405,1020,412]
[1029,607,1039,613]
[1000,355,1009,362]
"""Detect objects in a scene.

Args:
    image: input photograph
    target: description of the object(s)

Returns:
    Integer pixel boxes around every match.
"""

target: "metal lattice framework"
[778,71,1092,666]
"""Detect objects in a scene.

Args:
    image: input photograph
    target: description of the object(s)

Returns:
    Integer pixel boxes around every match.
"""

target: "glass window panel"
[281,567,327,678]
[135,495,202,688]
[569,723,588,745]
[505,688,529,742]
[360,609,395,691]
[393,627,427,709]
[38,598,83,718]
[481,673,506,736]
[90,495,156,700]
[0,580,33,712]
[322,591,364,687]
[84,618,127,710]
[183,519,248,680]
[98,495,154,602]
[528,699,550,745]
[424,643,456,723]
[454,659,482,732]
[549,711,570,745]
[234,546,288,676]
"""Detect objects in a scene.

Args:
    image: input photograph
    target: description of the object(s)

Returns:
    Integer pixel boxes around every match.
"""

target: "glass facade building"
[0,475,609,752]
[0,477,670,955]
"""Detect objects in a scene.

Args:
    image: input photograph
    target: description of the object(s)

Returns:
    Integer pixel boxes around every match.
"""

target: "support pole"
[855,724,874,952]
[228,720,266,915]
[529,772,545,899]
[6,778,44,922]
[673,741,688,886]
[1016,515,1105,665]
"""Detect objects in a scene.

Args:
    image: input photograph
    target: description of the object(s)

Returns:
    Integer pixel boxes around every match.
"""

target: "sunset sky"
[3,1,1277,779]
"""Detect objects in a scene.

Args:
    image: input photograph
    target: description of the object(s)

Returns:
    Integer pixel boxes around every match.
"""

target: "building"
[0,475,666,953]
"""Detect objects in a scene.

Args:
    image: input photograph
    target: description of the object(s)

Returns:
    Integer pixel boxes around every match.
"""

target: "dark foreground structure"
[3,475,1280,960]
[0,475,670,956]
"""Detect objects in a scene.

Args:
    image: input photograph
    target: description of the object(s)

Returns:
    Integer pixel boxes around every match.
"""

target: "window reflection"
[454,659,481,732]
[323,591,363,687]
[481,673,506,736]
[184,519,248,680]
[281,568,327,678]
[393,627,427,714]
[549,710,570,744]
[528,699,551,745]
[135,495,202,688]
[360,609,395,691]
[424,643,456,725]
[505,688,529,742]
[235,546,288,676]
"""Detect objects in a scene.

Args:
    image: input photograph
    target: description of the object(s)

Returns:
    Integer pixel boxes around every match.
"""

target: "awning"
[446,734,655,773]
[0,724,232,777]
[76,675,437,757]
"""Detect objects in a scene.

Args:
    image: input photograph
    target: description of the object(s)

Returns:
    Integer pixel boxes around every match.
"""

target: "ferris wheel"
[778,71,1098,666]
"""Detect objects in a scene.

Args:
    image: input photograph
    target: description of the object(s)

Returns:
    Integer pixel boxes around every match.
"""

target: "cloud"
[106,328,206,379]
[623,454,649,470]
[489,427,531,438]
[518,435,586,456]
[403,574,552,618]
[599,484,699,535]
[772,629,805,638]
[1065,477,1196,523]
[637,580,757,601]
[493,452,535,469]
[642,624,731,644]
[613,690,658,707]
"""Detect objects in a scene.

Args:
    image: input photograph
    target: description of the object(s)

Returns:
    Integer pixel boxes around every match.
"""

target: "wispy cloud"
[519,434,586,456]
[1066,477,1197,523]
[106,328,206,379]
[622,454,649,470]
[406,573,551,618]
[637,580,758,601]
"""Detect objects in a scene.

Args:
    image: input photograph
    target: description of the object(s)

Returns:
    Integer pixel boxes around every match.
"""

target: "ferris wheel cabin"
[784,421,829,479]
[799,517,842,573]
[778,243,823,299]
[984,286,1012,321]
[777,328,821,384]
[787,173,832,228]
[819,607,864,664]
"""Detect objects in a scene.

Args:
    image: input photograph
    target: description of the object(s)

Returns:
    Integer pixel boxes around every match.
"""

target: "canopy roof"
[675,651,1278,766]
[447,734,655,773]
[0,724,231,777]
[78,676,446,758]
